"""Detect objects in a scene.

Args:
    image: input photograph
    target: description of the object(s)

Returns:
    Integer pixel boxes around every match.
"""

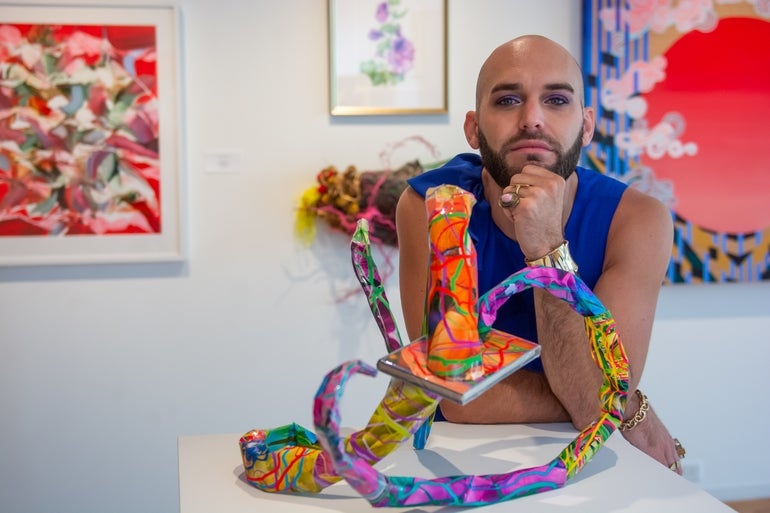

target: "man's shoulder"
[574,166,629,205]
[408,153,483,196]
[426,153,483,178]
[575,165,627,188]
[575,166,667,215]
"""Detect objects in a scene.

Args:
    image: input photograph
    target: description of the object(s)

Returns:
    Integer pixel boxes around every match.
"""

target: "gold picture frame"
[328,0,447,116]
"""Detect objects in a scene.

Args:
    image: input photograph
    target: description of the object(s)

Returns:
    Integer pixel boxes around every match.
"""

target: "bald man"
[396,35,683,472]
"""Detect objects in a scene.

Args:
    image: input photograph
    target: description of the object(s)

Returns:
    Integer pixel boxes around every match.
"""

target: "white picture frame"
[0,4,184,266]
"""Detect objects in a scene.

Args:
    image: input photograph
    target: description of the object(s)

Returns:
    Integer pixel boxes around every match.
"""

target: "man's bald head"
[474,35,586,110]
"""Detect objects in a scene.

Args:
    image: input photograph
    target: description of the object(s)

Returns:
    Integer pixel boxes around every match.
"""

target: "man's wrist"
[525,240,579,274]
[619,389,649,431]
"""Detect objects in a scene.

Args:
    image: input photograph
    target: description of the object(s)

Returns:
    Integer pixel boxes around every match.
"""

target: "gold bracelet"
[619,389,649,431]
[524,240,579,274]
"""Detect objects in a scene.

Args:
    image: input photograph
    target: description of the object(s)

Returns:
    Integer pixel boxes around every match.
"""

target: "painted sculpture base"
[377,329,541,405]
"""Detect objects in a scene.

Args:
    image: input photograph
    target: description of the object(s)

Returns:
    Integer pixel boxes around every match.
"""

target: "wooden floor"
[725,498,770,513]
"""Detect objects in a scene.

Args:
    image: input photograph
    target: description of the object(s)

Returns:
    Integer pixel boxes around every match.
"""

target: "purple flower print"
[375,2,389,23]
[388,35,414,74]
[360,0,415,86]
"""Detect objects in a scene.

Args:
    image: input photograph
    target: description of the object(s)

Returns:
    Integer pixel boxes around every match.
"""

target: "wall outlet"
[681,460,702,483]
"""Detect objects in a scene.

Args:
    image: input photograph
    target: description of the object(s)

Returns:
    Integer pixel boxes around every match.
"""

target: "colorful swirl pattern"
[477,268,628,478]
[240,372,439,493]
[313,359,568,507]
[424,185,484,380]
[311,267,628,506]
[351,219,403,354]
[240,218,439,493]
[241,184,630,507]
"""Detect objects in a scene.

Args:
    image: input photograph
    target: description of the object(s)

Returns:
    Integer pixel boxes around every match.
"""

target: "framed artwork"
[582,0,770,283]
[328,0,447,116]
[0,4,183,266]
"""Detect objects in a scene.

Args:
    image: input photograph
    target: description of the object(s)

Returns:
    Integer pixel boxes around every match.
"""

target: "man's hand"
[499,164,572,260]
[621,406,683,475]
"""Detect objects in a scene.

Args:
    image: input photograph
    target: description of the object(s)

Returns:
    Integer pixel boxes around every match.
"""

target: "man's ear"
[464,111,480,149]
[581,106,596,147]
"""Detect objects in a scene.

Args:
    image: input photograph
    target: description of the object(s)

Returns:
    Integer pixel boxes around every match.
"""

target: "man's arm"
[535,186,680,469]
[402,177,681,469]
[535,187,672,426]
[395,187,570,423]
[595,188,679,468]
[395,187,429,341]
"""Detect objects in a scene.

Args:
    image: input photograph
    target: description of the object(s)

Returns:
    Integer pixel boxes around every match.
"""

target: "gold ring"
[674,438,686,459]
[498,192,520,209]
[669,460,681,472]
[513,183,530,195]
[499,184,529,209]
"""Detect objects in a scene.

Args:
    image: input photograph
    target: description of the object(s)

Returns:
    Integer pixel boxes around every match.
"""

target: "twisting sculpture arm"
[241,185,629,507]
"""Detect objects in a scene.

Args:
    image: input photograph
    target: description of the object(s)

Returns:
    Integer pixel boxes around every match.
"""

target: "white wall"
[0,1,767,512]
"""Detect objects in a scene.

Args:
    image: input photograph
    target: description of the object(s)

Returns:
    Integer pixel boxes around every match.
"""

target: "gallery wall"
[0,1,768,512]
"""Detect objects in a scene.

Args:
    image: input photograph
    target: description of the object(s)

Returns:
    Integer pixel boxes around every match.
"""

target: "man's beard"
[478,127,584,188]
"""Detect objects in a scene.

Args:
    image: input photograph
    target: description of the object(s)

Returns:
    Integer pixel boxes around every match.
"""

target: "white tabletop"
[178,422,734,513]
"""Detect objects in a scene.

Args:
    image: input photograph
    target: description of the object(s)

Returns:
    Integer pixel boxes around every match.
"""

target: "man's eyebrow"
[544,82,576,94]
[489,82,522,95]
[489,82,576,95]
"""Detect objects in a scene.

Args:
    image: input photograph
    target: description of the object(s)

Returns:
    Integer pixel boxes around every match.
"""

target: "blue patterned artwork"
[581,0,770,283]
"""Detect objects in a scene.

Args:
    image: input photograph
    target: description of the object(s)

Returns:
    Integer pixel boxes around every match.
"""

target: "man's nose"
[519,101,544,130]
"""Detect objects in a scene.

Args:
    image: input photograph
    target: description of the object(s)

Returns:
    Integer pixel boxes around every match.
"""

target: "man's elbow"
[569,407,600,431]
[438,402,472,424]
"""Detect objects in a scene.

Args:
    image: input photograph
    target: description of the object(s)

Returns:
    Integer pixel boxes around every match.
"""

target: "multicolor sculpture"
[240,184,629,507]
[377,185,541,406]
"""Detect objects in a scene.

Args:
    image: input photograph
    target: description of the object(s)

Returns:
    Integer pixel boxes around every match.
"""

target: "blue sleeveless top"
[407,153,627,372]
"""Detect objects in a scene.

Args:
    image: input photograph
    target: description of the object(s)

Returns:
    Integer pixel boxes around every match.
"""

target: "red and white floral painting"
[0,5,181,266]
[0,24,161,236]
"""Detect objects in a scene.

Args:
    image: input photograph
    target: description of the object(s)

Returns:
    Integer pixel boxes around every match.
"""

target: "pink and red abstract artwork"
[0,23,163,238]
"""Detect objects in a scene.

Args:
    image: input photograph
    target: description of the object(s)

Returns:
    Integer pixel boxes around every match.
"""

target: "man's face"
[478,124,585,188]
[469,37,594,188]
